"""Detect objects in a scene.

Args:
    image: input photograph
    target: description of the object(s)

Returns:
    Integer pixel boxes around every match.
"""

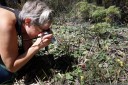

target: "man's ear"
[24,18,31,25]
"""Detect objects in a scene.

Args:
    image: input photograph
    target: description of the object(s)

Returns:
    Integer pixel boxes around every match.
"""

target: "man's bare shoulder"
[0,8,16,26]
[0,8,16,31]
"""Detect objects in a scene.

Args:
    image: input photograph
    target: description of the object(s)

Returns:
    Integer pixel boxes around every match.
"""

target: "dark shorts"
[0,64,15,84]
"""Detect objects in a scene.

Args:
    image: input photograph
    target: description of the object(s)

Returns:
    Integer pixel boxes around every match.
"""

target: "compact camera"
[43,29,56,43]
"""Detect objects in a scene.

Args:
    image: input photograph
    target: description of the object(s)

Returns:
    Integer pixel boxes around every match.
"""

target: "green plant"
[69,1,90,21]
[91,7,106,22]
[90,22,111,34]
[105,6,121,24]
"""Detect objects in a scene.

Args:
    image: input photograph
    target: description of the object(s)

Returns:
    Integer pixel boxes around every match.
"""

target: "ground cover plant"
[14,18,128,85]
[2,0,128,84]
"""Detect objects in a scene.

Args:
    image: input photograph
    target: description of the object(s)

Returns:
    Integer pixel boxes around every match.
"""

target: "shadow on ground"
[15,54,78,84]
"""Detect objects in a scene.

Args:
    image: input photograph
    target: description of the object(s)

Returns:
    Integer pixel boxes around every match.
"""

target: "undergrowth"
[5,0,128,84]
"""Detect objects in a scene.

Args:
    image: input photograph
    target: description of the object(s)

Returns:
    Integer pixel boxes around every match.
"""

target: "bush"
[69,1,90,21]
[90,22,111,35]
[105,6,121,24]
[91,7,106,22]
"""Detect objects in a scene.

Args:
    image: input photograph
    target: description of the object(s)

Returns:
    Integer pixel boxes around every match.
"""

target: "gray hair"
[19,0,53,26]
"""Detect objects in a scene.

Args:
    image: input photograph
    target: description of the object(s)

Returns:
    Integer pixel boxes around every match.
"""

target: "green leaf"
[65,73,73,80]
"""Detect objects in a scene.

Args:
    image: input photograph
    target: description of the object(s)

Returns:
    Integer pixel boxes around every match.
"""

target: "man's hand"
[32,33,53,49]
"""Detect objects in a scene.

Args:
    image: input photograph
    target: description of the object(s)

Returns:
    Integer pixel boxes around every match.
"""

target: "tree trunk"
[96,0,102,6]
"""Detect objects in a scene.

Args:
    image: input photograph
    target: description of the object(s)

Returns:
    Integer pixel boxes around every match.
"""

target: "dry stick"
[84,37,97,63]
[35,76,43,85]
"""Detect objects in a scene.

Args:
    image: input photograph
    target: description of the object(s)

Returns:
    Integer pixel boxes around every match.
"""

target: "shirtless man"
[0,0,53,83]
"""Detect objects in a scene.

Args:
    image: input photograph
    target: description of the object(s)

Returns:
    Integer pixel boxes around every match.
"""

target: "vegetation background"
[1,0,128,84]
